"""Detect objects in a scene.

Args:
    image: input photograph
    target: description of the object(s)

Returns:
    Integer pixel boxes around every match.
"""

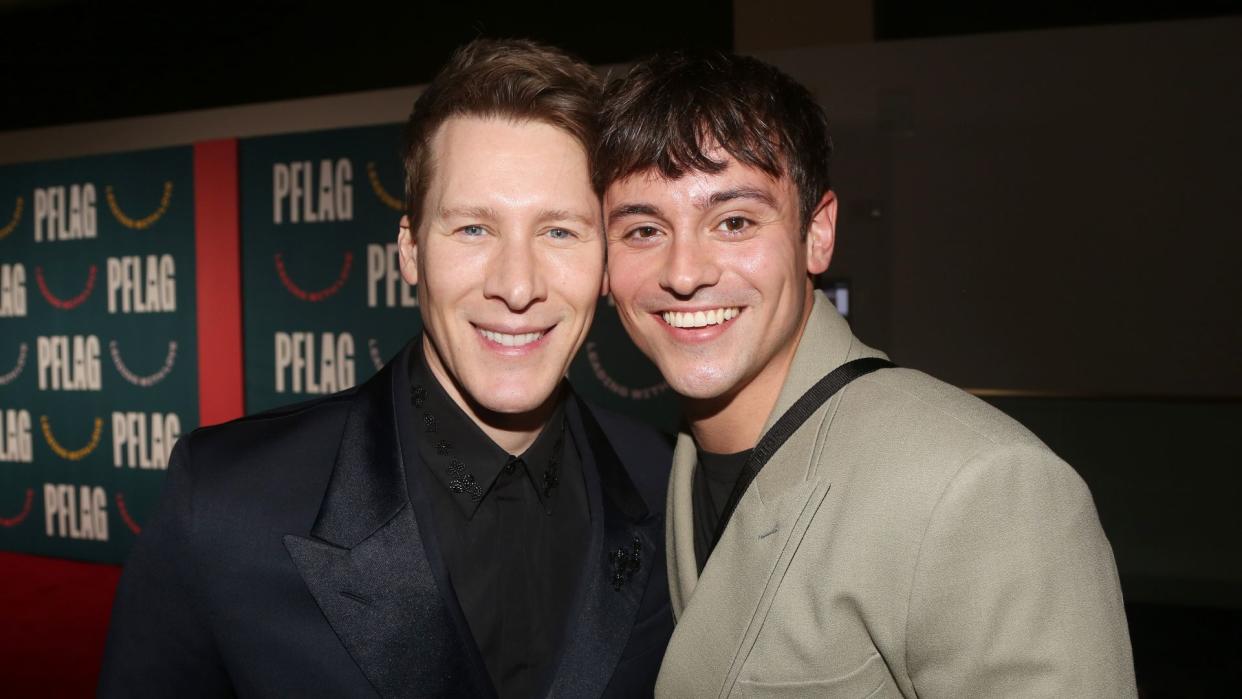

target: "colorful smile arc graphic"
[40,415,104,461]
[0,489,34,528]
[274,251,353,302]
[115,492,142,535]
[109,339,178,387]
[586,341,670,400]
[35,264,97,310]
[0,195,22,240]
[366,162,403,212]
[0,343,28,386]
[368,338,386,370]
[106,181,174,230]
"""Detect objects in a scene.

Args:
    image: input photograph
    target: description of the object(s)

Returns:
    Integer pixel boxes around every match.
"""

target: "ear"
[805,190,836,275]
[397,215,418,286]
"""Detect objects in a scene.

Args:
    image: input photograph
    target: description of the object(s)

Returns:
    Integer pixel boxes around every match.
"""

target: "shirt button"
[504,457,521,474]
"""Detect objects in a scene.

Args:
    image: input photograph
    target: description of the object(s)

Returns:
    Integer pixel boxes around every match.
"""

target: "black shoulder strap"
[708,357,894,555]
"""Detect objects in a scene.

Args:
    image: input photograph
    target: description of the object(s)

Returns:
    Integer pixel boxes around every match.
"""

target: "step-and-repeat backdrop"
[0,125,682,565]
[0,147,198,563]
[239,125,679,428]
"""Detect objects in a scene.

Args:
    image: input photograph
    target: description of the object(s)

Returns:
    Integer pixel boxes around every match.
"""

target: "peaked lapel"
[660,292,888,696]
[283,350,493,699]
[543,397,663,698]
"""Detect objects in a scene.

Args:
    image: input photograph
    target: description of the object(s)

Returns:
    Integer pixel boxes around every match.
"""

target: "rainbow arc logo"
[39,415,104,461]
[105,182,173,230]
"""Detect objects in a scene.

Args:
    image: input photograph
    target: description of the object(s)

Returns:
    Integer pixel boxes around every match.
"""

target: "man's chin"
[467,378,562,417]
[660,369,738,402]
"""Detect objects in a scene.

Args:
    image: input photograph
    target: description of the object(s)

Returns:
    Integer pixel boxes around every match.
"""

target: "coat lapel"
[543,398,663,698]
[283,352,493,699]
[660,292,888,696]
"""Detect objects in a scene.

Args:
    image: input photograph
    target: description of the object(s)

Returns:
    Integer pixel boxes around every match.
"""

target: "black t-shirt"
[405,350,589,698]
[692,447,753,572]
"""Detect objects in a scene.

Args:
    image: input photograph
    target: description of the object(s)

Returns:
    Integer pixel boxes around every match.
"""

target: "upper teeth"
[480,329,544,347]
[661,307,740,329]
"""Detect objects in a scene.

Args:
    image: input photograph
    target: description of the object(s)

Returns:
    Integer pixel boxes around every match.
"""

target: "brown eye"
[719,217,751,233]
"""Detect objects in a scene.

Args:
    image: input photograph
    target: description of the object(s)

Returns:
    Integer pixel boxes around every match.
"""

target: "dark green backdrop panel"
[0,147,199,563]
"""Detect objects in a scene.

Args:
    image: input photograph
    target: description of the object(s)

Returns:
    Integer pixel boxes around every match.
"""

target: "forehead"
[427,116,595,202]
[605,151,794,211]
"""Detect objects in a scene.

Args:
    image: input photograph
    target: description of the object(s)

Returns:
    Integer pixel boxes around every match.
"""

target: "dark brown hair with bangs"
[595,51,832,235]
[402,38,602,232]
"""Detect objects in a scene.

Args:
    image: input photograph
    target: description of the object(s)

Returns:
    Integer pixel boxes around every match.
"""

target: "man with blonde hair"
[102,40,673,698]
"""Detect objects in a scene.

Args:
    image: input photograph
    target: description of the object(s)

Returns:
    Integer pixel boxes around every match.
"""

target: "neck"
[421,335,555,454]
[686,289,815,454]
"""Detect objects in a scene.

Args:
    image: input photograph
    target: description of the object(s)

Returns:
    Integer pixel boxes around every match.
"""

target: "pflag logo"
[109,339,178,387]
[0,343,28,387]
[275,251,354,302]
[35,264,97,310]
[0,489,34,528]
[585,341,670,401]
[368,338,386,371]
[105,182,173,230]
[366,162,403,212]
[114,492,142,535]
[40,415,104,461]
[0,195,22,240]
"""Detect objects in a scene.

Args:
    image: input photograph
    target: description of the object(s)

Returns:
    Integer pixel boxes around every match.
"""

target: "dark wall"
[761,18,1242,607]
[0,0,730,131]
[773,19,1241,398]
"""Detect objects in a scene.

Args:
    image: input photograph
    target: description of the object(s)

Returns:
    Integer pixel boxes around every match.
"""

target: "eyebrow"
[606,186,778,227]
[439,205,498,221]
[706,187,778,209]
[440,205,596,228]
[539,209,598,227]
[606,203,661,227]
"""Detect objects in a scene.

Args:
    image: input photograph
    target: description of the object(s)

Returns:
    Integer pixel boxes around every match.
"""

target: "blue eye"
[547,228,575,240]
[459,225,486,237]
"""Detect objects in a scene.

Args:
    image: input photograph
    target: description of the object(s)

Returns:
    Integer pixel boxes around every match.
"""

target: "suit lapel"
[543,398,662,698]
[660,293,888,695]
[283,349,493,699]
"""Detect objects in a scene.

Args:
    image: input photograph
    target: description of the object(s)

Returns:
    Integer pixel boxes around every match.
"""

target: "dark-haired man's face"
[604,151,834,408]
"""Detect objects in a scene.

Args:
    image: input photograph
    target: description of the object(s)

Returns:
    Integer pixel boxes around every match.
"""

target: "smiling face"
[604,151,835,416]
[398,116,604,419]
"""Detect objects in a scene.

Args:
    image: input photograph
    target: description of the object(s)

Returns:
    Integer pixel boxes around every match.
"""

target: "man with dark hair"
[599,51,1136,696]
[100,39,673,698]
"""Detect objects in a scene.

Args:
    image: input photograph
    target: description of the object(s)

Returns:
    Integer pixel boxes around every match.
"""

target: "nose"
[659,233,720,298]
[482,234,546,312]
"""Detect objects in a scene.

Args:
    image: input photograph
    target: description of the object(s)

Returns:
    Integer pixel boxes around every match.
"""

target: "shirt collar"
[408,348,567,519]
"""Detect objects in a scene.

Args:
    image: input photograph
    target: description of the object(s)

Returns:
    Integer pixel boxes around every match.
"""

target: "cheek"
[548,248,604,309]
[420,248,483,316]
[604,251,650,302]
[726,237,800,289]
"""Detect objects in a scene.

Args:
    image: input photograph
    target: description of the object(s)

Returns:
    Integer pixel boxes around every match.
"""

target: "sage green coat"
[657,292,1136,697]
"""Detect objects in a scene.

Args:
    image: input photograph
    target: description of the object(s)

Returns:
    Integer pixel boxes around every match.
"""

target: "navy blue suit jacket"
[99,344,674,697]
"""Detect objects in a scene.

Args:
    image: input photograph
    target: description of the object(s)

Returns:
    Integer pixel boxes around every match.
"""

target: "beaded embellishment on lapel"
[609,535,643,591]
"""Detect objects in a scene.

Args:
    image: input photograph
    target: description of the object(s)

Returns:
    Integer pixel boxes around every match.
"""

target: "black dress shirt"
[405,351,590,698]
[692,447,753,573]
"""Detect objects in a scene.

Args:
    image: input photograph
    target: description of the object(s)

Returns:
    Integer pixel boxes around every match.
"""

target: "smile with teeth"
[478,327,547,347]
[660,307,741,329]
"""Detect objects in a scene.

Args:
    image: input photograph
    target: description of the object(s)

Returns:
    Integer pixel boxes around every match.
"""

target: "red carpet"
[0,552,122,697]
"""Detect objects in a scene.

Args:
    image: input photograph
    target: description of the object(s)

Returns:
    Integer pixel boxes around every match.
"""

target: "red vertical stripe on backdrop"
[193,140,244,426]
